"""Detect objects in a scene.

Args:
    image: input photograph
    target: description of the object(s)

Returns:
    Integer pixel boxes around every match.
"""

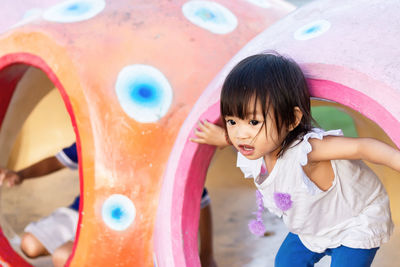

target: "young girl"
[191,53,400,266]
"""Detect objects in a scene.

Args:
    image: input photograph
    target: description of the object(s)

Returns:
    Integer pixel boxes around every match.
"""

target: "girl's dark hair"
[220,52,313,156]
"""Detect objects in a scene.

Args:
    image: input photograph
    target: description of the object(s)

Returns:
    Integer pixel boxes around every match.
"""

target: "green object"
[311,106,358,137]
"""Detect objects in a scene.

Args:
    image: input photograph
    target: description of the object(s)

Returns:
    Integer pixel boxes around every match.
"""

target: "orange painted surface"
[0,1,293,266]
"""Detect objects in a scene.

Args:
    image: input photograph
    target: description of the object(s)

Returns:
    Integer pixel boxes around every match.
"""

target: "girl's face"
[225,99,288,161]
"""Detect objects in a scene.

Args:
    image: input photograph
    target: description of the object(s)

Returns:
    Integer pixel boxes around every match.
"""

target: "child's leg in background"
[199,188,217,267]
[275,232,324,267]
[329,246,378,267]
[52,241,74,267]
[20,232,49,258]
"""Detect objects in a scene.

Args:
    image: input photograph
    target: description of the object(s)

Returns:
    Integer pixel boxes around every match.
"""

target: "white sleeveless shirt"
[237,128,394,252]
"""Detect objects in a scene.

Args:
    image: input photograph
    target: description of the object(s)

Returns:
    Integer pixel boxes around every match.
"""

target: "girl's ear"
[289,107,303,131]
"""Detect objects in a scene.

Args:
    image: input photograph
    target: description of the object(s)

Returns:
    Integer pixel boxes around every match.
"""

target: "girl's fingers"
[194,128,207,139]
[197,120,209,131]
[203,119,216,128]
[194,128,201,135]
[203,120,215,130]
[189,138,205,144]
[195,121,212,134]
[204,120,222,131]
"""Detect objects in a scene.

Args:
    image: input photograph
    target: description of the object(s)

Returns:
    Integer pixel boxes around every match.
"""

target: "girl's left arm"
[307,136,400,172]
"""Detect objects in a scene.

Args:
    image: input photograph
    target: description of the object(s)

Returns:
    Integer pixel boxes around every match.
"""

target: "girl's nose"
[235,126,251,140]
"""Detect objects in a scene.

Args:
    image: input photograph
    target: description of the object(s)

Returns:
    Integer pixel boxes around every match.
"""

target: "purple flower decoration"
[248,219,265,236]
[273,192,292,211]
[248,190,266,236]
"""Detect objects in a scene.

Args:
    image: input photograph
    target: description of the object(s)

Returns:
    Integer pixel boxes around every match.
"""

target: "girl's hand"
[190,120,230,148]
[0,168,23,187]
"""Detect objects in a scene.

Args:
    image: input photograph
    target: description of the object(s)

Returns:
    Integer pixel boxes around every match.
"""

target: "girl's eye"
[226,119,236,126]
[250,120,260,126]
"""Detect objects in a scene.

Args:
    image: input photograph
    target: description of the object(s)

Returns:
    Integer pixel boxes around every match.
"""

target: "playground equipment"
[159,3,400,266]
[0,0,293,266]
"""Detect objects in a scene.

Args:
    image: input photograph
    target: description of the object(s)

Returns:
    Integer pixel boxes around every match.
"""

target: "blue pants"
[275,232,379,267]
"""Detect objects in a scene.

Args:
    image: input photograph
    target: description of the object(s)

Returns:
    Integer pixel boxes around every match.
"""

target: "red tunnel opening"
[0,54,83,267]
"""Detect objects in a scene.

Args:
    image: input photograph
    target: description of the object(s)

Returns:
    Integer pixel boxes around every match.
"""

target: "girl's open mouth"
[238,144,255,156]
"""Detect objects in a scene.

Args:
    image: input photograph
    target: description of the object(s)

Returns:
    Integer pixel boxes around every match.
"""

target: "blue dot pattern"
[115,64,173,123]
[128,78,162,108]
[65,3,90,15]
[102,194,136,231]
[305,25,319,34]
[182,1,238,34]
[294,20,331,41]
[195,8,217,21]
[43,0,105,23]
[111,206,124,220]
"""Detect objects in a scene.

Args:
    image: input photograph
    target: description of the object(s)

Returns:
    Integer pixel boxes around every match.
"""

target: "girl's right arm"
[190,120,231,148]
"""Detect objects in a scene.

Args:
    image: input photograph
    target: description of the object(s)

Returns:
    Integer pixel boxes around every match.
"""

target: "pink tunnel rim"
[0,53,83,266]
[154,78,399,266]
[308,78,400,148]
